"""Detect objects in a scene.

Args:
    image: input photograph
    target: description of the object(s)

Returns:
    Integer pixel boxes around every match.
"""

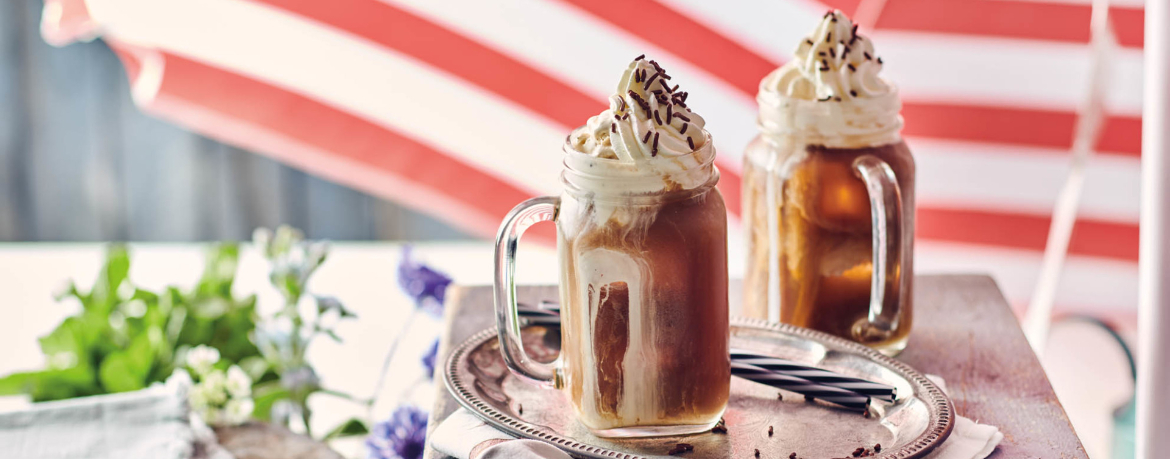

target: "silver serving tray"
[443,317,953,458]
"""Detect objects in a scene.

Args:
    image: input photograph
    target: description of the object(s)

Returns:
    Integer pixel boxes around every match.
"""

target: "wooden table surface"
[423,275,1087,458]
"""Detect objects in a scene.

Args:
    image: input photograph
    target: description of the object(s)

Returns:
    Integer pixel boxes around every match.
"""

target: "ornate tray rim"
[443,317,955,459]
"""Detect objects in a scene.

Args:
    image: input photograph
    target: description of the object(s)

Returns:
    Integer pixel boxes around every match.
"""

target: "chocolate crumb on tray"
[666,443,694,456]
[874,443,882,452]
[711,418,728,434]
[754,449,760,458]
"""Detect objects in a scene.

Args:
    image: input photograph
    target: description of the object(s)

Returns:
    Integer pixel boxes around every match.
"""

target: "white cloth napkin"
[923,375,1004,459]
[0,376,233,459]
[432,375,1001,459]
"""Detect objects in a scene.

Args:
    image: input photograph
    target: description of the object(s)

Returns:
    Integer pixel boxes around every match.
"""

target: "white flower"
[188,384,210,411]
[223,398,255,425]
[225,365,252,398]
[201,407,221,426]
[186,345,220,377]
[199,370,229,406]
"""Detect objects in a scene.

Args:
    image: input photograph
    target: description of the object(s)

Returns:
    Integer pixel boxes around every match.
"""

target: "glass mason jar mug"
[742,95,916,356]
[494,135,730,437]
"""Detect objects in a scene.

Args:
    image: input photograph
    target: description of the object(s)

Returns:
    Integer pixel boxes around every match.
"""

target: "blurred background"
[0,0,466,241]
[0,0,1149,457]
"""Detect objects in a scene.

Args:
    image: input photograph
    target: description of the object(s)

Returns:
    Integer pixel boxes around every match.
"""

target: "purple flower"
[366,405,429,459]
[397,247,452,317]
[421,339,439,380]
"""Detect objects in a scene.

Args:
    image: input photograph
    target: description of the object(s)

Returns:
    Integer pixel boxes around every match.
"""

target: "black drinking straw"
[730,350,896,402]
[732,362,871,411]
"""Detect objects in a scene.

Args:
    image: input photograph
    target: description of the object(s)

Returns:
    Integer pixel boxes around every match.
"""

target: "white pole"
[1023,0,1113,355]
[1137,0,1170,457]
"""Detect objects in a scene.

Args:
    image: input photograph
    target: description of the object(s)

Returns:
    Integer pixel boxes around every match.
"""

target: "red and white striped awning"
[42,0,1145,320]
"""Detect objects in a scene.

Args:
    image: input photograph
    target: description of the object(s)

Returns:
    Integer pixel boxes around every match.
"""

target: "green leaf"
[0,366,99,401]
[238,356,270,380]
[90,245,131,315]
[251,380,291,422]
[322,418,369,440]
[98,352,145,393]
[197,243,240,298]
[97,332,156,393]
[315,296,355,319]
[103,246,131,294]
[0,372,36,396]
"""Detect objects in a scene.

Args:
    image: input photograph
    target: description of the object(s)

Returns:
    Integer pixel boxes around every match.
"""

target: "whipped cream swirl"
[569,56,713,164]
[758,10,902,148]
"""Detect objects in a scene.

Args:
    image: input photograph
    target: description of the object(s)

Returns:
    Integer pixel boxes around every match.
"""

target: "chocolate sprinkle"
[654,110,663,125]
[518,404,523,415]
[642,130,652,143]
[755,449,761,458]
[666,105,673,122]
[818,95,832,102]
[627,90,650,112]
[826,32,832,43]
[687,136,694,150]
[674,113,691,122]
[611,123,616,134]
[864,51,872,60]
[767,425,774,436]
[874,444,881,452]
[850,90,857,97]
[847,63,856,71]
[711,418,727,434]
[852,24,859,38]
[644,71,660,90]
[818,51,826,57]
[660,79,672,92]
[852,447,866,457]
[877,57,884,64]
[834,96,842,101]
[805,39,814,46]
[634,54,645,61]
[679,122,688,134]
[652,132,659,156]
[828,47,836,58]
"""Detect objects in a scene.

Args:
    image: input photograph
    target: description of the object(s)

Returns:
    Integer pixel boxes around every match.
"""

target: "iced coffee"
[494,56,729,437]
[743,11,915,355]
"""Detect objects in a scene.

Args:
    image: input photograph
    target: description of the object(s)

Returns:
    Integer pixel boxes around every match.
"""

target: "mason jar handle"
[493,196,561,388]
[853,156,904,335]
